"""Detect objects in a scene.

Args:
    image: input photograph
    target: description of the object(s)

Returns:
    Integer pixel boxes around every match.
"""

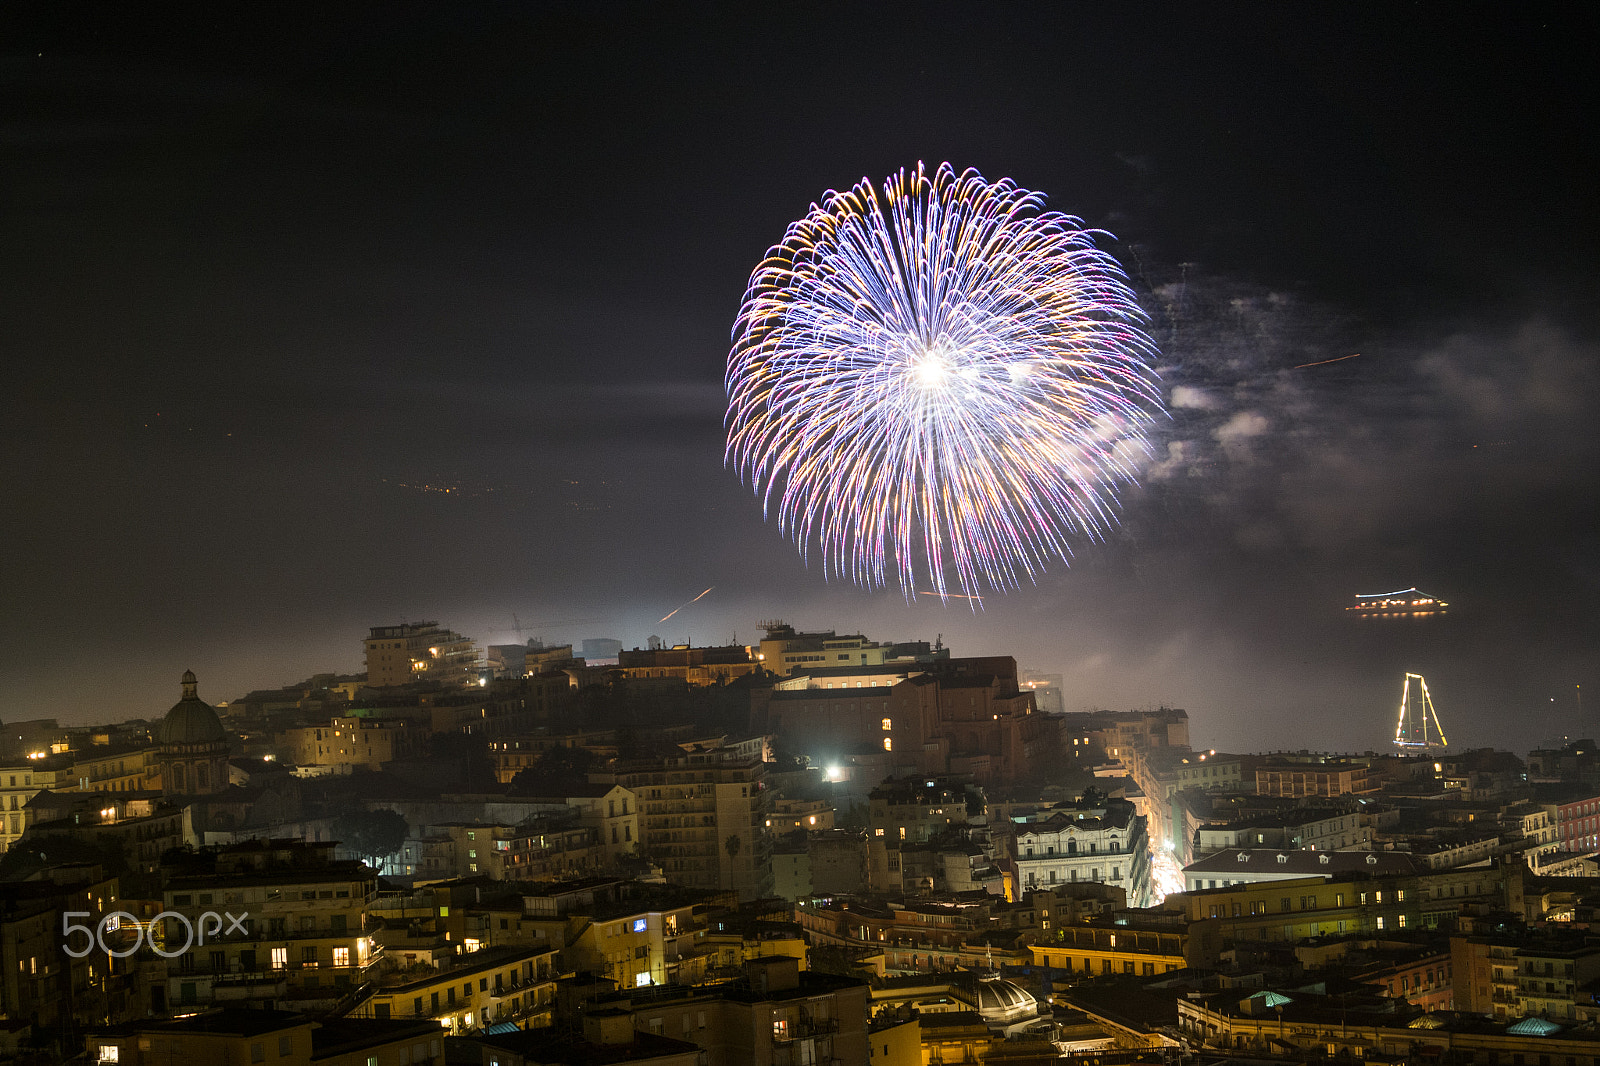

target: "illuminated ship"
[1346,587,1449,618]
[1393,673,1449,751]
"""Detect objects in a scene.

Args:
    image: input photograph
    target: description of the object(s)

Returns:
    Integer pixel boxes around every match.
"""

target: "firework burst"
[726,162,1163,604]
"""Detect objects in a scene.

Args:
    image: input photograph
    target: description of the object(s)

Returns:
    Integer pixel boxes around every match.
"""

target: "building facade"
[1011,797,1153,907]
[154,671,232,796]
[620,759,772,901]
[156,839,380,1014]
[365,622,479,688]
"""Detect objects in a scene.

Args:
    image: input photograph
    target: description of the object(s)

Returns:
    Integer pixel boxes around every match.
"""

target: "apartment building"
[0,756,71,852]
[1010,797,1153,907]
[364,622,479,688]
[598,956,871,1066]
[21,791,187,877]
[758,623,893,675]
[619,758,772,900]
[1194,806,1373,858]
[521,879,705,988]
[520,782,640,862]
[865,776,977,892]
[1030,923,1191,977]
[70,745,157,793]
[764,660,1054,786]
[1181,872,1422,962]
[1255,755,1373,798]
[356,944,559,1034]
[87,1008,444,1065]
[486,729,619,783]
[286,715,420,772]
[501,815,606,881]
[1126,747,1241,855]
[155,839,380,1014]
[0,865,132,1031]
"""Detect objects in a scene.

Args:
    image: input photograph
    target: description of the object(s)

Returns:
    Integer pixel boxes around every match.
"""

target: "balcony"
[491,977,555,1004]
[170,960,376,982]
[773,1017,839,1044]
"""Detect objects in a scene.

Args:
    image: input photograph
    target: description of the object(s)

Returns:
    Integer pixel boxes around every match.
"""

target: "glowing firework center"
[726,162,1164,603]
[914,348,952,390]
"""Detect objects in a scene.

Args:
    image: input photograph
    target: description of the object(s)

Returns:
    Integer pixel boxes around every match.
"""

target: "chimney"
[582,1008,635,1046]
[745,954,801,994]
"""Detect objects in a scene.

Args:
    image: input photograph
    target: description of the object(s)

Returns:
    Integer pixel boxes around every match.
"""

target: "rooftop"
[1183,848,1418,878]
[454,1028,701,1065]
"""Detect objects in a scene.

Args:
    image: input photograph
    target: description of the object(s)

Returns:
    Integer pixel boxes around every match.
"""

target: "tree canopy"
[509,746,600,794]
[332,808,408,870]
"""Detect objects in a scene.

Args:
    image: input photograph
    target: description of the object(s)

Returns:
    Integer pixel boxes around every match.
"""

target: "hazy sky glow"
[4,4,1596,752]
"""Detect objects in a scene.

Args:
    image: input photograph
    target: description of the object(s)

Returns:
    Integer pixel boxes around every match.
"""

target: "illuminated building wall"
[156,840,380,1015]
[620,759,772,901]
[0,870,128,1031]
[617,643,761,686]
[757,622,893,676]
[563,905,699,988]
[1183,872,1422,958]
[593,958,870,1066]
[1254,760,1372,798]
[1011,799,1153,907]
[364,622,479,688]
[765,664,1052,786]
[286,715,419,772]
[69,745,156,793]
[1031,923,1189,976]
[0,757,71,852]
[1554,793,1600,855]
[354,944,558,1034]
[866,777,976,891]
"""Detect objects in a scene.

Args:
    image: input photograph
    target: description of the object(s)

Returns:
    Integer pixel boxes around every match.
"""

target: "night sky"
[4,3,1596,753]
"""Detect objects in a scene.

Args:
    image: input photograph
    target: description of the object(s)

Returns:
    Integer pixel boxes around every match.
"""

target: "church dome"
[973,972,1037,1025]
[159,670,227,746]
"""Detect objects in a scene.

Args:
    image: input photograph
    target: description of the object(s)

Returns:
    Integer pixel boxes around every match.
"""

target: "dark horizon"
[4,4,1596,755]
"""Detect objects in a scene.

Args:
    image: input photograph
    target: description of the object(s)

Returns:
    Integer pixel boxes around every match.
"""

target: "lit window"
[881,718,892,731]
[333,947,350,967]
[883,738,892,752]
[270,947,287,970]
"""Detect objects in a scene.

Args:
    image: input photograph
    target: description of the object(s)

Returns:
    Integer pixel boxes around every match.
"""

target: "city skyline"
[4,5,1596,755]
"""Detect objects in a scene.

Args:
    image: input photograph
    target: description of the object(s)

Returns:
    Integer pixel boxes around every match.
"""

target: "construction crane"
[490,615,608,643]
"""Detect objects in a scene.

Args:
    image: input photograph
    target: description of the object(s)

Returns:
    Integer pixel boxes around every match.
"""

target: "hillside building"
[1011,796,1153,907]
[364,622,479,688]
